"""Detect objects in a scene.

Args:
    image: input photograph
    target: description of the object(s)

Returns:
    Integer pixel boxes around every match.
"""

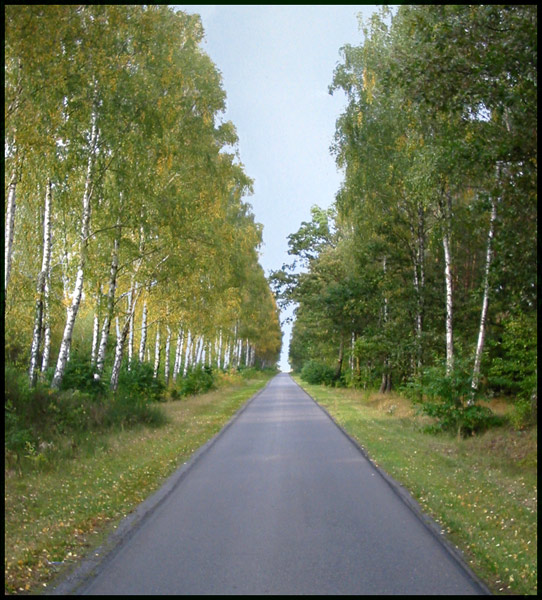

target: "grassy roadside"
[5,371,274,595]
[294,376,537,595]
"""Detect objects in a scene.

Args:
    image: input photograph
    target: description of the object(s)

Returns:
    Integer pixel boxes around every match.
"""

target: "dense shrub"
[5,363,167,465]
[178,365,216,396]
[117,361,165,402]
[488,313,537,429]
[300,361,335,386]
[60,352,107,397]
[106,391,167,428]
[405,357,504,437]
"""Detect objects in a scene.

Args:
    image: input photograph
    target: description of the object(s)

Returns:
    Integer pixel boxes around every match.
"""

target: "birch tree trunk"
[470,196,497,401]
[173,327,182,381]
[95,235,119,377]
[153,326,161,378]
[183,330,192,376]
[5,166,18,296]
[110,284,140,391]
[223,341,229,370]
[91,312,100,366]
[138,300,148,363]
[195,335,203,366]
[29,179,52,386]
[164,325,171,383]
[40,276,51,373]
[52,109,98,389]
[127,288,135,368]
[441,190,454,376]
[410,202,426,374]
[217,330,223,369]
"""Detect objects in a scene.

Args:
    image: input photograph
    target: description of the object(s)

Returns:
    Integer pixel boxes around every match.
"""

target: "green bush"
[178,365,216,396]
[238,366,260,380]
[4,363,168,465]
[509,397,537,431]
[488,312,537,428]
[106,391,167,429]
[61,353,106,397]
[300,361,335,386]
[405,357,503,437]
[117,361,165,402]
[5,400,35,456]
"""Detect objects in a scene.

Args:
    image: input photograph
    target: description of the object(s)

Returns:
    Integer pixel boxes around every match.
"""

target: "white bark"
[224,337,231,369]
[153,326,161,378]
[470,197,497,400]
[40,276,51,373]
[183,330,192,376]
[196,336,204,365]
[173,327,183,380]
[127,289,135,367]
[216,330,223,369]
[95,235,119,377]
[138,301,148,362]
[52,109,98,389]
[5,167,18,295]
[91,312,100,366]
[110,283,140,391]
[164,325,171,383]
[237,338,242,367]
[441,191,454,376]
[411,202,426,373]
[29,180,52,385]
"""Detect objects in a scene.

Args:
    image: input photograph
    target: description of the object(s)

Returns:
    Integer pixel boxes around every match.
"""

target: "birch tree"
[29,180,52,385]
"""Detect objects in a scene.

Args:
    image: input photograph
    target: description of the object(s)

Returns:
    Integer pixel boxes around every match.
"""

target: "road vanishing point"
[55,373,489,595]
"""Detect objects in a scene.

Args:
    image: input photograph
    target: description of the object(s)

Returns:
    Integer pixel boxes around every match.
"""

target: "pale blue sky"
[174,5,383,370]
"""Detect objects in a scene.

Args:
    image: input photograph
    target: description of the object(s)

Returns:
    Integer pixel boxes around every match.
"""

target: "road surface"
[59,373,488,595]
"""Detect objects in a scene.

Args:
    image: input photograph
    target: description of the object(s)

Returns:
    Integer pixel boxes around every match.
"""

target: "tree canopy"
[273,5,536,429]
[5,5,281,389]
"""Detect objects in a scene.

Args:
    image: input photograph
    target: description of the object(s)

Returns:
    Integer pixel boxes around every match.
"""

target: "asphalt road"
[64,373,488,595]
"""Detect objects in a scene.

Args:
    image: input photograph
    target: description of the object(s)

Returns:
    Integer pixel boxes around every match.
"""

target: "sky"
[174,5,382,371]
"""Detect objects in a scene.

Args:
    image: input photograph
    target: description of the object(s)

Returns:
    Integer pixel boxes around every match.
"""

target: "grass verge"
[5,371,274,595]
[294,377,537,596]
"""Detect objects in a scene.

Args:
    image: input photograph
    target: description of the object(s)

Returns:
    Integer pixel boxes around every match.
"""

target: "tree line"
[5,5,282,393]
[273,5,536,432]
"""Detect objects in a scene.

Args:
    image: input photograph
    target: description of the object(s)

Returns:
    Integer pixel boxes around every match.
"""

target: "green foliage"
[4,363,167,465]
[286,5,536,430]
[5,4,281,394]
[117,361,165,403]
[106,391,167,429]
[508,398,536,432]
[488,313,537,430]
[405,358,504,437]
[178,365,216,397]
[300,360,336,386]
[5,400,35,458]
[488,313,537,402]
[60,353,106,397]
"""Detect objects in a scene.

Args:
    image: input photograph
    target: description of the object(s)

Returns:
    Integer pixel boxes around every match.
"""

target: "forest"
[272,5,537,434]
[5,5,282,457]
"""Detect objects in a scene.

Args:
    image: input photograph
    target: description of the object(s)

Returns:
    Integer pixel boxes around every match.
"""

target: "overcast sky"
[174,5,383,370]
